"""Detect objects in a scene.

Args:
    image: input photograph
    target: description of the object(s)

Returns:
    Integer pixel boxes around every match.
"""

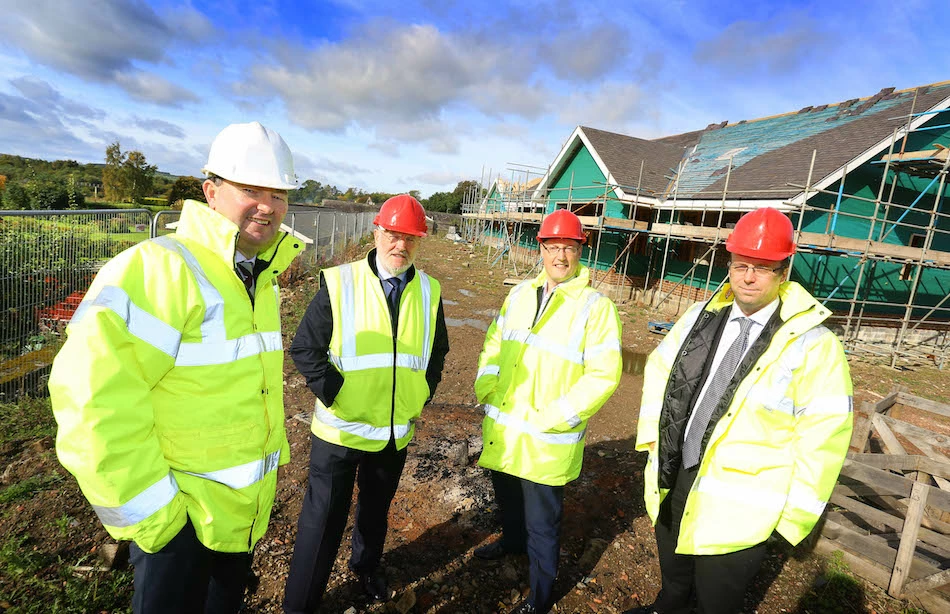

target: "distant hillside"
[0,153,180,198]
[0,153,432,209]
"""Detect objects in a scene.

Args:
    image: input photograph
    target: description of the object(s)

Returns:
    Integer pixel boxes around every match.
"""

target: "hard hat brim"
[201,167,298,191]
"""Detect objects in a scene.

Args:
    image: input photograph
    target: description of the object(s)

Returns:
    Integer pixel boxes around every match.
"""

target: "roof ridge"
[717,80,950,128]
[580,126,686,152]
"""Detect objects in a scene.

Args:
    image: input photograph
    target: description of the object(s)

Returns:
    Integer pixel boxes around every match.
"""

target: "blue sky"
[1,0,948,197]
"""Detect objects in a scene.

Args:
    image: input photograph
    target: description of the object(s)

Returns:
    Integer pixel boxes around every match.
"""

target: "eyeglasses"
[541,243,580,256]
[377,228,419,246]
[729,263,782,277]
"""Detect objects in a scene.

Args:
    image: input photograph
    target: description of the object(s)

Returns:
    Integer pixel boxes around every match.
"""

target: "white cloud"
[114,71,199,106]
[0,0,204,105]
[133,116,187,139]
[240,20,549,153]
[537,23,630,81]
[558,82,646,133]
[0,92,99,161]
[369,140,402,157]
[10,77,106,120]
[693,14,828,76]
[410,170,466,186]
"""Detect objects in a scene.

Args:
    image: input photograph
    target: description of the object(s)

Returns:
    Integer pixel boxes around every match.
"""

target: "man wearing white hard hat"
[49,122,303,613]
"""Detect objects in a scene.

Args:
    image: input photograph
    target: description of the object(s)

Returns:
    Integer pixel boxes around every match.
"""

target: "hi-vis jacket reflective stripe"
[311,259,441,451]
[50,200,302,554]
[476,266,622,486]
[636,282,853,555]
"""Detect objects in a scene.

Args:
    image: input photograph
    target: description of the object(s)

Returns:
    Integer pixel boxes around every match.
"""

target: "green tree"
[166,176,205,209]
[342,187,365,202]
[424,191,453,213]
[102,142,126,201]
[124,151,156,204]
[292,179,323,204]
[27,180,69,210]
[422,180,475,215]
[451,180,479,214]
[4,183,29,209]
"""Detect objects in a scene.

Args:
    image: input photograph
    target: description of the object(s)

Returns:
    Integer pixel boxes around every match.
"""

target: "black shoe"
[358,570,388,601]
[510,600,538,614]
[622,606,659,614]
[474,540,520,560]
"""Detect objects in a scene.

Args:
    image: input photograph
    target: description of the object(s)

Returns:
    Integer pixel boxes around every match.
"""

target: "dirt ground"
[2,236,948,613]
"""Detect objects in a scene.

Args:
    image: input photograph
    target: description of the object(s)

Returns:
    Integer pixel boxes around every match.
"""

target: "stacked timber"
[817,391,950,612]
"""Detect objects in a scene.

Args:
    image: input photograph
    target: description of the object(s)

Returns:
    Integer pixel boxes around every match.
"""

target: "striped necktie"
[682,317,753,469]
[236,261,254,298]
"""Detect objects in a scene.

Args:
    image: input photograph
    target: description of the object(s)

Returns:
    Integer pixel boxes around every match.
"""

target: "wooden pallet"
[819,391,950,612]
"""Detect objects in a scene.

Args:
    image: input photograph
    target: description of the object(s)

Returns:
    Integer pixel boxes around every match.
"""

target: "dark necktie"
[236,261,254,298]
[682,317,754,469]
[385,277,402,315]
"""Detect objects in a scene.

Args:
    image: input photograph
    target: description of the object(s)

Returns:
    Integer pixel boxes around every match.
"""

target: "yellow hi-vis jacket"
[49,200,302,554]
[311,259,441,451]
[475,266,622,486]
[636,281,853,554]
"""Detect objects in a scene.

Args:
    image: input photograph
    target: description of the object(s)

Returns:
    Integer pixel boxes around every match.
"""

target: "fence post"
[313,214,320,266]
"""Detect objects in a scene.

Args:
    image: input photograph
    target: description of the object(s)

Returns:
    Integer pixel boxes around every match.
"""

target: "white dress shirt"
[684,298,780,435]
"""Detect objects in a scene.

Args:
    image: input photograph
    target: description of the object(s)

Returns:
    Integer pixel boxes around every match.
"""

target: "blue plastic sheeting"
[673,97,910,197]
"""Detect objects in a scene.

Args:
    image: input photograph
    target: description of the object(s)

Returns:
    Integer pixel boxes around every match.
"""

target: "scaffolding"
[461,131,950,369]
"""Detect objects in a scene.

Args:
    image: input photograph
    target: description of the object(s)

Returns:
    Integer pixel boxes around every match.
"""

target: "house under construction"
[461,81,950,369]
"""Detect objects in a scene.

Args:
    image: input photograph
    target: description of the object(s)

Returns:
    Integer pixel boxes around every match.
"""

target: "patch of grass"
[51,514,72,537]
[0,397,56,446]
[798,550,865,613]
[0,472,63,505]
[0,535,133,612]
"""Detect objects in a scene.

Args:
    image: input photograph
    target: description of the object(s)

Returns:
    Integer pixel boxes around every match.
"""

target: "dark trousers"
[652,465,767,614]
[491,470,564,613]
[283,434,408,613]
[128,518,252,614]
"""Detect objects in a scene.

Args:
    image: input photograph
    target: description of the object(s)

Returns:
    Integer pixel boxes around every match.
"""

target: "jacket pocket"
[159,420,262,471]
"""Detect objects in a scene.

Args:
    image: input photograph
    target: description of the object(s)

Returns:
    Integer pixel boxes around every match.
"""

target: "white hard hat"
[202,121,298,190]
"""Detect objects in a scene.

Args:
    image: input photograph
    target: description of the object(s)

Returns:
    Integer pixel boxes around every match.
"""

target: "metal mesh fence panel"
[284,211,375,265]
[152,209,182,237]
[0,206,373,394]
[0,209,152,364]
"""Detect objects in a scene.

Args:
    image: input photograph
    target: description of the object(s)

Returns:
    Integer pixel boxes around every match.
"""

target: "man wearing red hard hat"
[474,209,623,614]
[284,194,449,611]
[628,208,852,614]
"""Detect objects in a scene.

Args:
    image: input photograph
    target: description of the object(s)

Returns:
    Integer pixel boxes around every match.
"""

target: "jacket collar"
[530,265,591,299]
[707,281,830,329]
[176,199,300,274]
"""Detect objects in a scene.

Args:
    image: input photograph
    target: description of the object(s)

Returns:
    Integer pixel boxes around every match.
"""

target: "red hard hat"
[537,209,587,243]
[374,194,428,237]
[725,207,796,260]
